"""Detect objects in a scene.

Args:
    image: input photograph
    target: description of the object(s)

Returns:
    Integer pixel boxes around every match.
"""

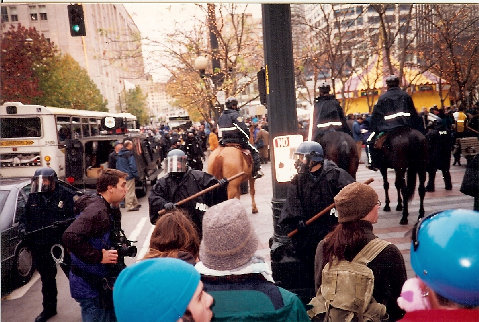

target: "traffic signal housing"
[67,4,86,37]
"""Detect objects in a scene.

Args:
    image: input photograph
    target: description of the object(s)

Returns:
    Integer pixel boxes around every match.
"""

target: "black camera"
[112,234,137,258]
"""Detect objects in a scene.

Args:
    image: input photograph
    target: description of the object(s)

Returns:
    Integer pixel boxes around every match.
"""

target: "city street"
[1,153,474,321]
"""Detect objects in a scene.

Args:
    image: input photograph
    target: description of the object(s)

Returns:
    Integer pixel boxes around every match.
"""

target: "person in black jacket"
[62,169,128,322]
[218,97,263,179]
[276,141,355,300]
[311,83,352,142]
[366,75,424,170]
[20,168,79,322]
[107,141,123,169]
[148,149,228,237]
[181,129,205,170]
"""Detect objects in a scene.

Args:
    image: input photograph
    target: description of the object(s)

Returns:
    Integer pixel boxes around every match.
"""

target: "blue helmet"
[295,141,324,162]
[31,167,57,193]
[410,209,479,306]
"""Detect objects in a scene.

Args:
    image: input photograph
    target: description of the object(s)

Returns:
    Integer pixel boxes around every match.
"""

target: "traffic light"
[67,4,86,37]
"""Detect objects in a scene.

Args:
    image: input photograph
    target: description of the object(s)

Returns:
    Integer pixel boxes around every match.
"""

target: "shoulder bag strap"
[352,238,391,265]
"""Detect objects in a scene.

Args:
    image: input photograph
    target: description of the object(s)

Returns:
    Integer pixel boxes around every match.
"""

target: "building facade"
[1,3,144,112]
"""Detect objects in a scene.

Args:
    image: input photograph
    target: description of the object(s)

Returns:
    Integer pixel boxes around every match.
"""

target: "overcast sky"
[124,3,262,81]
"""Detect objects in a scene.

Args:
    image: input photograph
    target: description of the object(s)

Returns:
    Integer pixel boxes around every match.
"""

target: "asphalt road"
[1,151,473,321]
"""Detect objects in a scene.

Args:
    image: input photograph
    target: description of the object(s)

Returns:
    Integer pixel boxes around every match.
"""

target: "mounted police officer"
[148,149,228,237]
[311,83,352,142]
[20,168,79,322]
[218,97,263,179]
[181,128,205,170]
[275,141,354,302]
[366,75,424,170]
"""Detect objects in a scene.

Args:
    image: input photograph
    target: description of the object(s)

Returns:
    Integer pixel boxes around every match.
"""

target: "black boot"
[251,149,263,179]
[443,170,452,190]
[365,144,378,171]
[35,308,57,322]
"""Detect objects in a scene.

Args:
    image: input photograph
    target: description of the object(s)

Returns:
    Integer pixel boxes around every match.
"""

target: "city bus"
[0,102,138,185]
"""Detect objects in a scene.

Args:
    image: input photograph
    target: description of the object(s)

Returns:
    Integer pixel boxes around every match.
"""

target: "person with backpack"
[310,182,407,321]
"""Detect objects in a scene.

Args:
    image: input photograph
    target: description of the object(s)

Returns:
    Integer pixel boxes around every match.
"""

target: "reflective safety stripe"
[384,112,411,120]
[367,132,376,142]
[457,120,465,123]
[317,121,342,128]
[220,126,238,131]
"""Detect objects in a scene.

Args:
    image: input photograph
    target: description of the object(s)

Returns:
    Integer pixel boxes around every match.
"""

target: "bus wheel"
[136,178,147,198]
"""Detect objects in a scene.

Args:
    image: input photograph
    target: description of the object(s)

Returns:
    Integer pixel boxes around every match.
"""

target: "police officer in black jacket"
[311,83,352,142]
[181,129,205,170]
[218,97,263,179]
[148,149,228,237]
[20,168,79,322]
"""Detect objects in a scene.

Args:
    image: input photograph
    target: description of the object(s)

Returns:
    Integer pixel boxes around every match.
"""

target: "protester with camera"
[63,169,129,322]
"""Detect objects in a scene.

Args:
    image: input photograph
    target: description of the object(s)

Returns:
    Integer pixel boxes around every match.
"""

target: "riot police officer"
[275,141,354,302]
[20,168,79,322]
[148,149,228,237]
[311,83,352,142]
[218,97,263,179]
[182,128,205,170]
[366,75,424,170]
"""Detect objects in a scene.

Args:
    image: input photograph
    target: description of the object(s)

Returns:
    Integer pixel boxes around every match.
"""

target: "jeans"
[76,297,116,322]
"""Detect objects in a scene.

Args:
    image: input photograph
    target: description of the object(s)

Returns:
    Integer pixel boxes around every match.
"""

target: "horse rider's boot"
[365,142,378,171]
[443,170,452,190]
[425,171,435,192]
[251,150,264,179]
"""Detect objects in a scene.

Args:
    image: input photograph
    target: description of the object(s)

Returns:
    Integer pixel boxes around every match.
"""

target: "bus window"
[82,118,90,137]
[90,118,100,136]
[0,117,41,138]
[56,116,72,142]
[72,117,81,139]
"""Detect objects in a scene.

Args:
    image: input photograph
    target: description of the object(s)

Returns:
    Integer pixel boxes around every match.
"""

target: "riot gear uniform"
[218,97,263,178]
[182,130,205,170]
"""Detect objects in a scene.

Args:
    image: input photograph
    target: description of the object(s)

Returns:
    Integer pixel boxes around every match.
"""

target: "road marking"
[136,225,154,261]
[128,217,147,242]
[3,271,40,300]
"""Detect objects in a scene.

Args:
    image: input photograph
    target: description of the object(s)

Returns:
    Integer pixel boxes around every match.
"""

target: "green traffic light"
[72,25,80,33]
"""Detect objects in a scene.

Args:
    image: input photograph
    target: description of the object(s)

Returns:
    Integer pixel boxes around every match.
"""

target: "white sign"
[273,134,304,183]
[104,116,116,129]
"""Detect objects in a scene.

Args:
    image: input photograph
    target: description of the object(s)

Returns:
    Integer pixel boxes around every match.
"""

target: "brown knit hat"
[334,182,378,223]
[200,199,258,271]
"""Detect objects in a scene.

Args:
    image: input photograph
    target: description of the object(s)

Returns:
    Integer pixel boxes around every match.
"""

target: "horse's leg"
[249,177,258,214]
[396,170,409,225]
[380,167,391,212]
[227,181,241,199]
[418,168,426,220]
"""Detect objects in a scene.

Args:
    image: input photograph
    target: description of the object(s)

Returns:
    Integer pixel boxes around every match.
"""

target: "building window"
[30,13,38,21]
[9,6,18,22]
[39,5,47,20]
[1,7,8,22]
[29,5,38,21]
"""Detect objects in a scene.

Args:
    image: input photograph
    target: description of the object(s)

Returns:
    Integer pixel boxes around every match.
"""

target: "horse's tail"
[338,134,359,179]
[211,150,224,180]
[406,166,417,201]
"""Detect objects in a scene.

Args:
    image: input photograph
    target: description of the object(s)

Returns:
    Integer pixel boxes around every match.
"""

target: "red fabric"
[401,309,479,321]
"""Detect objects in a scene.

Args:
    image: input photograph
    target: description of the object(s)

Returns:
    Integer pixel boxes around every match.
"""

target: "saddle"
[223,143,253,166]
[374,133,389,149]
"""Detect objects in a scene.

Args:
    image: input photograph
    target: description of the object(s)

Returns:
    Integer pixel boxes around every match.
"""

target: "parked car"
[0,177,82,288]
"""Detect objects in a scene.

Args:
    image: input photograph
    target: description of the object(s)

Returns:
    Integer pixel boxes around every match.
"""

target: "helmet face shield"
[167,155,188,173]
[31,175,55,193]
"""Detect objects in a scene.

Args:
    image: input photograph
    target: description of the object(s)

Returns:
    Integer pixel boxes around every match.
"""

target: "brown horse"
[207,146,258,213]
[317,131,359,179]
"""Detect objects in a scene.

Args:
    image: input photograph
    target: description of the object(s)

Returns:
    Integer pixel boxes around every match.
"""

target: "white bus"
[0,102,137,183]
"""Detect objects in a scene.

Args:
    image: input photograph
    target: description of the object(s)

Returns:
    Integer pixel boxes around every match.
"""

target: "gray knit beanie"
[200,199,258,270]
[334,182,378,223]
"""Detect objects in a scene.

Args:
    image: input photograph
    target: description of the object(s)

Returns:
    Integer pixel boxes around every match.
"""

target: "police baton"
[287,178,374,238]
[157,171,245,217]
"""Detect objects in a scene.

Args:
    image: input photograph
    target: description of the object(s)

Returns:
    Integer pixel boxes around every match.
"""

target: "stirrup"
[253,169,264,179]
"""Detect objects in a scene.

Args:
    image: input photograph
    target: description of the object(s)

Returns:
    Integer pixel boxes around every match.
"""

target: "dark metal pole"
[262,3,301,297]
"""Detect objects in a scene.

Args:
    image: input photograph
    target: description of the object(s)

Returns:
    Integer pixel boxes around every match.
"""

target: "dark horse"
[376,127,428,225]
[316,131,359,179]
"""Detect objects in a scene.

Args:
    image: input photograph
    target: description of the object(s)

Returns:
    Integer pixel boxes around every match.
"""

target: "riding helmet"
[225,97,239,110]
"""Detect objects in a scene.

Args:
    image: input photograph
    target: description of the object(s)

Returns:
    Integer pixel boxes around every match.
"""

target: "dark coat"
[315,221,407,321]
[218,109,250,146]
[107,151,118,169]
[312,95,352,141]
[148,169,228,236]
[279,159,355,257]
[370,87,424,134]
[426,114,452,171]
[21,184,76,246]
[181,136,205,170]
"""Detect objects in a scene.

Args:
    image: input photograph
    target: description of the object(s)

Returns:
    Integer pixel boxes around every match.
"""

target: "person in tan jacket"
[255,123,269,163]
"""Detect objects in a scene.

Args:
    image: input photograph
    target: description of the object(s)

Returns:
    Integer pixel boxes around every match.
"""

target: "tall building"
[0,3,144,112]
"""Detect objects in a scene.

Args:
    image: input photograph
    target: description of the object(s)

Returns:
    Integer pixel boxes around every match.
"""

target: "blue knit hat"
[113,258,200,322]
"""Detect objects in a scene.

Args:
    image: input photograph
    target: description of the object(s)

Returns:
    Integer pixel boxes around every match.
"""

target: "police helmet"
[319,82,331,94]
[295,141,324,162]
[31,167,58,193]
[225,97,239,110]
[410,209,479,307]
[166,149,188,173]
[385,75,400,88]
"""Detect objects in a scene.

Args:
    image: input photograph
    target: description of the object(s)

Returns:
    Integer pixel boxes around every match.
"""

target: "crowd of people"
[19,79,479,322]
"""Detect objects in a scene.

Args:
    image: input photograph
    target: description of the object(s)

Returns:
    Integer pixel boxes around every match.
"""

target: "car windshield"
[0,191,9,214]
